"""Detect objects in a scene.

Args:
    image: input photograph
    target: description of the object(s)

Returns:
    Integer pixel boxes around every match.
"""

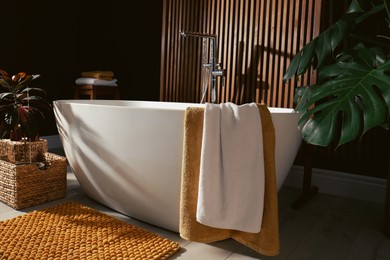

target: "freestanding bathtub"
[54,100,302,232]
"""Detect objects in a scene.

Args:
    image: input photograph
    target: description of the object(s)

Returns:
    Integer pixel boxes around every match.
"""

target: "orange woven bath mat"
[0,201,181,259]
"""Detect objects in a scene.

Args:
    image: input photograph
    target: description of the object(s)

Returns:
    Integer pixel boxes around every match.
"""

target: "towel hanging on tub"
[179,103,279,256]
[197,102,265,233]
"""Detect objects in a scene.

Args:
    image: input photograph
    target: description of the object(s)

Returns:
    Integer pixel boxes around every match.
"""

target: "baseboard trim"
[284,165,387,205]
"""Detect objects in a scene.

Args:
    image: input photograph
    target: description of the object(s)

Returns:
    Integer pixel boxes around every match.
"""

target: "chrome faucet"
[180,30,226,103]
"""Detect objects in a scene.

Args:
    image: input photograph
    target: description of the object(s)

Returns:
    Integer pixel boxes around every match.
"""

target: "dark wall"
[1,1,163,135]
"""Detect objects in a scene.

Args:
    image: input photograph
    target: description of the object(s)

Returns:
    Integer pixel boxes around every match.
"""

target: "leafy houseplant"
[0,70,52,163]
[0,70,66,209]
[284,0,390,148]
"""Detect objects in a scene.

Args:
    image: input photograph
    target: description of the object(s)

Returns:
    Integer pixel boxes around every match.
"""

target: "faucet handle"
[212,68,226,88]
[212,68,226,77]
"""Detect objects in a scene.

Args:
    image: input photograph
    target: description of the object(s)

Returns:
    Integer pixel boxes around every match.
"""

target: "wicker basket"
[0,153,67,209]
[0,139,48,163]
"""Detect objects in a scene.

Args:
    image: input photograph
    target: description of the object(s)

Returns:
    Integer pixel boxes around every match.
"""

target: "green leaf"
[345,0,365,13]
[296,47,390,147]
[283,0,384,81]
[297,40,317,76]
[283,51,302,81]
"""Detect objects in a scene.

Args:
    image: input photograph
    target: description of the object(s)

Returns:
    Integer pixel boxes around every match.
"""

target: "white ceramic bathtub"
[54,100,302,232]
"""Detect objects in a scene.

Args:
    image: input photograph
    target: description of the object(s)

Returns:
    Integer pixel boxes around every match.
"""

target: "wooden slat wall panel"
[159,0,390,179]
[160,0,322,107]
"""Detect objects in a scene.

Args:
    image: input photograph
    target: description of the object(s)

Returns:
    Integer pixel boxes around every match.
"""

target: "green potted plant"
[0,69,53,163]
[283,0,390,148]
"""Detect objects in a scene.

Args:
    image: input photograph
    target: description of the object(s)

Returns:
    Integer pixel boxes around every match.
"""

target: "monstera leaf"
[284,0,390,148]
[283,0,375,81]
[295,46,390,147]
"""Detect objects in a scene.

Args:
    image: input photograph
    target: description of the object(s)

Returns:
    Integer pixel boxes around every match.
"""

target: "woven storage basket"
[0,139,48,163]
[0,152,67,209]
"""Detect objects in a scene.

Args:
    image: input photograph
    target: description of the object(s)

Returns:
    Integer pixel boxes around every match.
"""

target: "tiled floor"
[0,161,389,259]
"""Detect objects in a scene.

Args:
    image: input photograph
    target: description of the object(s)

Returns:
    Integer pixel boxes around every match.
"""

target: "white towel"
[75,77,118,86]
[196,102,265,233]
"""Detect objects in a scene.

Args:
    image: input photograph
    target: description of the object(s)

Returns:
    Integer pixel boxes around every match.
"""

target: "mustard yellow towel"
[179,104,279,256]
[81,70,114,80]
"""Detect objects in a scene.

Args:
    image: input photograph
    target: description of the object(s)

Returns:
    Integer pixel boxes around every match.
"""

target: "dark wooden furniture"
[74,84,120,100]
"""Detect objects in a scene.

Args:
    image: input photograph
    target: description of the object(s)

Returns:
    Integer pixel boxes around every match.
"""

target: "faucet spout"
[180,30,216,40]
[180,30,225,103]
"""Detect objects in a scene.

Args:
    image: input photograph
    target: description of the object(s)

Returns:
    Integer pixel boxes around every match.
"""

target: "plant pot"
[0,139,48,163]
